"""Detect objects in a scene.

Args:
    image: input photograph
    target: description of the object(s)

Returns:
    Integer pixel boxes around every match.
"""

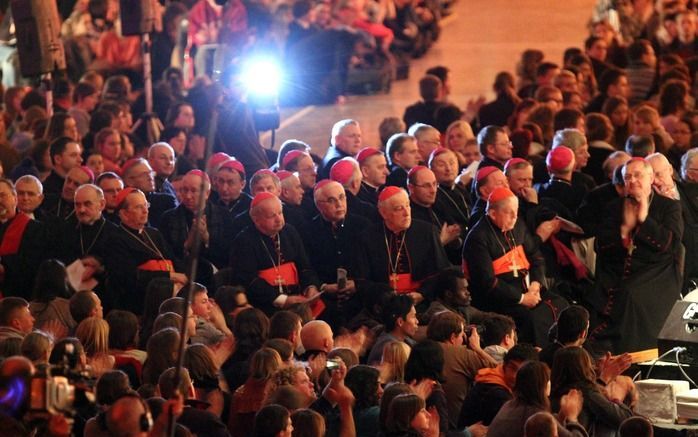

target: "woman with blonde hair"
[380,341,411,384]
[445,120,475,168]
[75,316,114,375]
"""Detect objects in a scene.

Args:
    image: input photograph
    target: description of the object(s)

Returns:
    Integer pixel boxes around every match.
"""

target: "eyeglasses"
[318,194,346,205]
[413,182,438,189]
[494,141,513,147]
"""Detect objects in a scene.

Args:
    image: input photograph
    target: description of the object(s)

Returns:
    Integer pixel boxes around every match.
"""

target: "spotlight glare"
[241,58,281,97]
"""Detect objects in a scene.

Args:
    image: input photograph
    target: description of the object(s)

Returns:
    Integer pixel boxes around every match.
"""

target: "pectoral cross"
[628,241,636,256]
[275,275,286,294]
[390,273,399,292]
[511,254,519,278]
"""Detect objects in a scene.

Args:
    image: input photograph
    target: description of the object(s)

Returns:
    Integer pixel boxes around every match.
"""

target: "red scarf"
[0,212,30,256]
[549,236,588,280]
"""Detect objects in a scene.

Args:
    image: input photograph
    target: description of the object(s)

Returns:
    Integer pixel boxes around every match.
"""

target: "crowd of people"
[1,0,698,436]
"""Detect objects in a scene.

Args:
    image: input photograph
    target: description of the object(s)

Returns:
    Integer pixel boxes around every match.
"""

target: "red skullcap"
[428,147,451,167]
[218,159,246,177]
[503,158,529,173]
[251,192,278,208]
[355,147,381,164]
[78,166,95,183]
[330,159,356,185]
[487,187,516,204]
[407,165,429,180]
[186,169,210,184]
[121,158,142,177]
[476,166,499,183]
[276,170,294,182]
[546,146,575,172]
[314,179,333,193]
[207,153,232,172]
[254,169,277,178]
[114,187,139,209]
[378,186,405,202]
[281,150,307,170]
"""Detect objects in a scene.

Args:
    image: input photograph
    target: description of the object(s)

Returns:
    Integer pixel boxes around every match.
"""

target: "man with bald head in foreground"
[589,158,683,353]
[355,186,450,305]
[304,180,370,330]
[230,193,321,315]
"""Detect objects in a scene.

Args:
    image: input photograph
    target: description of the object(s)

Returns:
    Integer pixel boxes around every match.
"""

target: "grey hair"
[681,148,698,180]
[15,175,43,194]
[552,128,586,151]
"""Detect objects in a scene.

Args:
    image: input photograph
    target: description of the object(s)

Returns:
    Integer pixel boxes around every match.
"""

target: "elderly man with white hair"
[588,158,683,353]
[230,192,321,315]
[539,128,596,193]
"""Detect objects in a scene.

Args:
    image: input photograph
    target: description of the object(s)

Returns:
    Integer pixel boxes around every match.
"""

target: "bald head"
[315,181,347,223]
[106,395,150,437]
[148,142,176,178]
[300,320,334,353]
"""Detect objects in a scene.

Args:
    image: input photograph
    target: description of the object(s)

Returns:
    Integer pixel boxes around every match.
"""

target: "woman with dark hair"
[44,113,79,142]
[658,79,690,119]
[254,404,293,437]
[507,98,539,133]
[379,383,413,433]
[165,102,195,132]
[488,361,587,437]
[602,96,630,149]
[29,259,77,333]
[141,327,180,385]
[184,343,231,422]
[384,393,438,437]
[345,365,383,436]
[139,277,175,349]
[404,340,451,435]
[223,307,270,391]
[551,347,633,437]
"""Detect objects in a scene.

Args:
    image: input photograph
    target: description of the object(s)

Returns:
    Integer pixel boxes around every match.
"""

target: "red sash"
[258,262,299,287]
[492,245,530,276]
[0,213,30,256]
[138,259,174,272]
[390,273,422,295]
[258,263,325,316]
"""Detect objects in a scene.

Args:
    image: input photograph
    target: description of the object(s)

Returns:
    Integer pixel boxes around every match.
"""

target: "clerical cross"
[390,273,400,291]
[275,275,286,294]
[511,254,519,278]
[628,241,636,256]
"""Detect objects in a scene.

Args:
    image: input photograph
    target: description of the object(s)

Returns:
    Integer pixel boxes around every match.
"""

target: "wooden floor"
[261,0,597,155]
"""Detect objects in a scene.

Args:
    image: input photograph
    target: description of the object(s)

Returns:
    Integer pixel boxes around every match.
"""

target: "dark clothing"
[358,181,380,205]
[584,143,615,185]
[145,191,177,229]
[584,93,607,114]
[215,96,270,176]
[347,191,380,222]
[320,146,351,180]
[551,385,632,437]
[229,224,320,314]
[39,194,75,222]
[355,220,451,297]
[159,203,235,269]
[572,171,597,193]
[155,176,177,199]
[283,202,311,237]
[576,182,621,238]
[0,214,45,299]
[478,94,517,128]
[58,216,118,266]
[478,156,505,171]
[286,21,319,51]
[459,379,511,427]
[42,171,65,195]
[106,224,180,313]
[304,213,370,330]
[535,178,587,220]
[178,406,231,437]
[403,100,445,128]
[209,191,252,217]
[588,194,683,353]
[488,399,589,437]
[385,165,408,189]
[678,181,698,291]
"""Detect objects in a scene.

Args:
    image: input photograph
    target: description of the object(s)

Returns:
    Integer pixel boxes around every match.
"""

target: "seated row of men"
[0,118,685,354]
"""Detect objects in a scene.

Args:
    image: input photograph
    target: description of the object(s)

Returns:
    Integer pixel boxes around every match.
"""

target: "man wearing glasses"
[476,125,513,171]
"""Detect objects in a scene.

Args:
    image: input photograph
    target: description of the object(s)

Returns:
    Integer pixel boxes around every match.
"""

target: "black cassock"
[354,220,451,300]
[58,216,118,265]
[106,224,180,313]
[0,213,45,299]
[463,216,565,346]
[587,194,683,353]
[230,224,319,315]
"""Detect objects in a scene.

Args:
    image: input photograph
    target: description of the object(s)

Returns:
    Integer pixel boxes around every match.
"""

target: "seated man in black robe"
[385,133,420,189]
[355,186,451,305]
[588,158,683,353]
[96,172,125,224]
[463,187,562,345]
[356,147,389,205]
[107,188,187,313]
[535,146,586,220]
[122,158,177,229]
[277,170,310,236]
[0,179,45,299]
[304,180,370,331]
[40,165,95,222]
[229,192,321,315]
[320,119,362,180]
[469,166,510,228]
[280,150,318,219]
[329,158,379,222]
[160,170,234,289]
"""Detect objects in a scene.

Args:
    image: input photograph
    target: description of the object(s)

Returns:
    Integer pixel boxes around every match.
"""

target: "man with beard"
[588,158,683,353]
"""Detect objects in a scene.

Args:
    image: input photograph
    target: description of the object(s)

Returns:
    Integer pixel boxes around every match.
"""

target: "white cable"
[675,349,697,388]
[645,346,687,380]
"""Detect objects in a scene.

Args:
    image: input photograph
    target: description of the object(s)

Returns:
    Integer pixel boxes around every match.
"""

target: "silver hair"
[331,119,359,146]
[15,175,43,194]
[552,129,586,151]
[681,148,698,180]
